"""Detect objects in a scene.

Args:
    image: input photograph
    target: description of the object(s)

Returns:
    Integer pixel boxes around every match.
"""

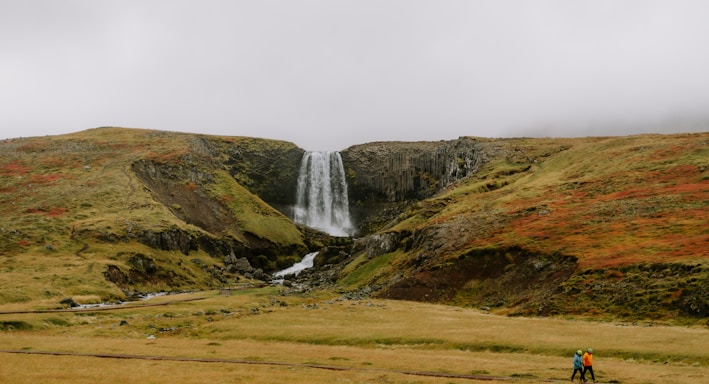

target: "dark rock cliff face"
[340,137,485,233]
[218,138,304,212]
[380,246,579,315]
[341,137,484,203]
[173,136,305,213]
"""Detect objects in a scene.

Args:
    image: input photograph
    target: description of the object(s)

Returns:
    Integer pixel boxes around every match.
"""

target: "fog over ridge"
[1,1,708,150]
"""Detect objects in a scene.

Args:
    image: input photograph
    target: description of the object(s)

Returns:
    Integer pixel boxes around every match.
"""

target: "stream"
[272,252,318,282]
[75,291,170,309]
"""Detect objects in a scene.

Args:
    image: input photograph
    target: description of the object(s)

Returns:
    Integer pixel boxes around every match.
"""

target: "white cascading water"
[273,252,318,278]
[293,151,354,237]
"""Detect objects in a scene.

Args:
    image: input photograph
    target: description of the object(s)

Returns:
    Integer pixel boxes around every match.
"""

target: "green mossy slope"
[0,127,305,304]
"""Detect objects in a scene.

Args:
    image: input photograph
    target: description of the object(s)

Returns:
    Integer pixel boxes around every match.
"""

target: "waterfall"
[293,151,354,237]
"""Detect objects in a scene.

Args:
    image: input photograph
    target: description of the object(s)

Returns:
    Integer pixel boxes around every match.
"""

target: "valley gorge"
[1,128,707,321]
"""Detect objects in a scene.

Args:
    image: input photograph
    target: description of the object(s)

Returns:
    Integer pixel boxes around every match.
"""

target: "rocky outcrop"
[341,137,485,203]
[339,137,487,233]
[103,253,178,291]
[136,229,198,255]
[225,255,254,274]
[555,263,709,319]
[379,246,579,315]
[352,232,400,259]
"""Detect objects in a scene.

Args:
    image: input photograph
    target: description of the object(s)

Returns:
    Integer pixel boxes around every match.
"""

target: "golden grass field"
[1,288,707,383]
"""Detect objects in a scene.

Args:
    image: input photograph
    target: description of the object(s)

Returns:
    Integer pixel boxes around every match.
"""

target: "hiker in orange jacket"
[582,348,596,382]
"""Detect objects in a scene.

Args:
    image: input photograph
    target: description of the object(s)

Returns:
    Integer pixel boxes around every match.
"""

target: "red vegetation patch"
[498,172,708,269]
[597,165,705,201]
[605,270,624,279]
[47,207,68,217]
[668,164,702,175]
[186,182,197,191]
[650,145,688,159]
[26,206,68,217]
[1,161,31,175]
[29,173,62,184]
[0,186,17,193]
[40,157,69,168]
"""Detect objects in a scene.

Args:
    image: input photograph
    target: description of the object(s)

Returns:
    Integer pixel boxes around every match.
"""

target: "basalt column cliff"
[340,137,485,233]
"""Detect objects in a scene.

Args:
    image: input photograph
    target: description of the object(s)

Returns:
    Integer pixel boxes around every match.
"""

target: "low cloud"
[1,1,708,150]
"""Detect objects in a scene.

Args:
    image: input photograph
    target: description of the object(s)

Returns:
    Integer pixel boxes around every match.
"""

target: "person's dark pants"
[583,366,595,381]
[571,368,583,380]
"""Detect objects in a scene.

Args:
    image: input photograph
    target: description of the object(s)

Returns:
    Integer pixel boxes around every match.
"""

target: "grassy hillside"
[399,134,707,265]
[0,128,305,305]
[1,128,707,320]
[338,133,709,321]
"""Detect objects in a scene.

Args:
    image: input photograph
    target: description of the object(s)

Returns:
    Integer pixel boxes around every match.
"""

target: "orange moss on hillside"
[445,133,709,270]
[28,173,63,184]
[46,207,68,217]
[25,206,68,217]
[498,185,708,268]
[1,161,31,175]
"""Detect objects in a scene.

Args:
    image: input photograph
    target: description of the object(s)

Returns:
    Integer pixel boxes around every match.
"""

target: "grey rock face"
[341,137,484,203]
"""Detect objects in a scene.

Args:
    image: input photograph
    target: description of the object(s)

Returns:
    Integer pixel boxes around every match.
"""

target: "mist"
[1,1,708,150]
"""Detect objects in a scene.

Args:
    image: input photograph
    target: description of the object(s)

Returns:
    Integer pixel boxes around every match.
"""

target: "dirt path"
[0,296,207,315]
[0,349,616,382]
[0,349,517,382]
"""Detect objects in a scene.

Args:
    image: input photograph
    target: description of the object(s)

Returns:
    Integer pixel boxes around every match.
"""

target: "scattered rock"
[228,257,254,274]
[60,297,79,307]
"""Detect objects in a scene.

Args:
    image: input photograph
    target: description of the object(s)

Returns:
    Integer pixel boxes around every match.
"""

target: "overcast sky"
[2,1,709,150]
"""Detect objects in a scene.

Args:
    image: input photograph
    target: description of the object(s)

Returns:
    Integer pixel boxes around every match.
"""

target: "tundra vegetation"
[0,127,707,382]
